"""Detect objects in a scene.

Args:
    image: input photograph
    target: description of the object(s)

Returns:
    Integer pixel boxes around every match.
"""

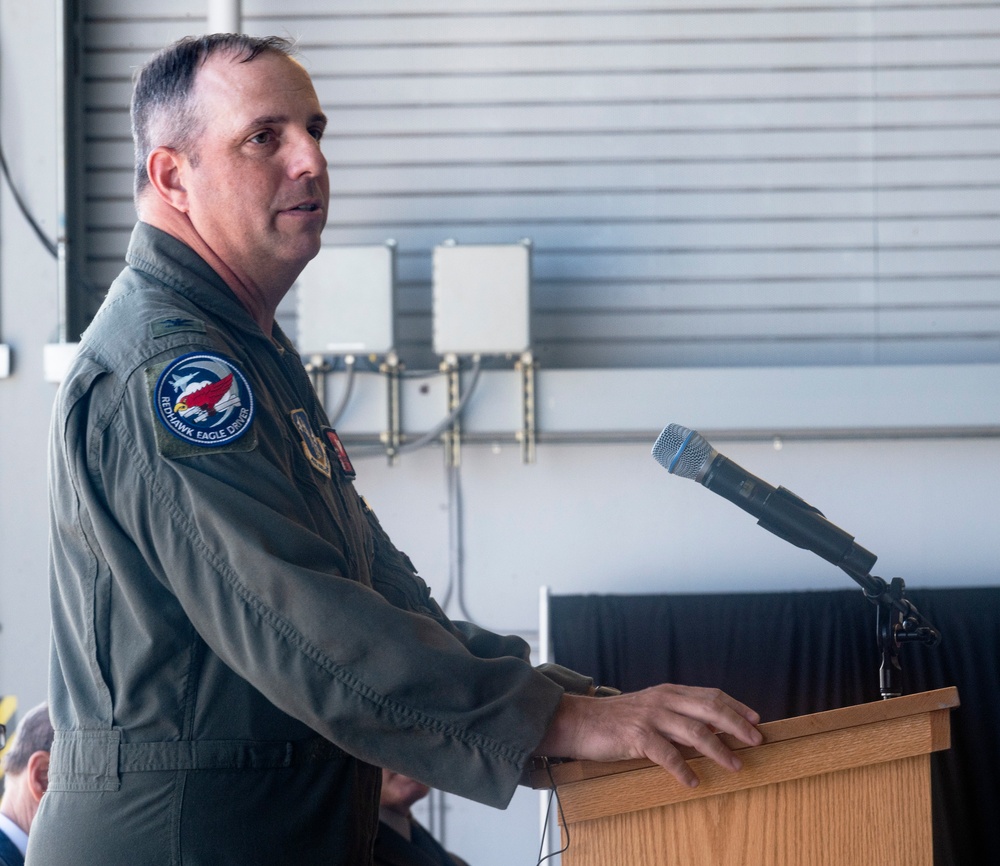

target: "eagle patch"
[153,352,255,448]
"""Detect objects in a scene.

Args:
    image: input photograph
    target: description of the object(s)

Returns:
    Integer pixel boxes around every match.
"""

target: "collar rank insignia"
[150,317,207,339]
[290,409,331,478]
[322,427,356,479]
[154,352,254,447]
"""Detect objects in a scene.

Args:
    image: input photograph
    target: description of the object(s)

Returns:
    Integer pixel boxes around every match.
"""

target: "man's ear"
[26,750,49,802]
[147,146,190,212]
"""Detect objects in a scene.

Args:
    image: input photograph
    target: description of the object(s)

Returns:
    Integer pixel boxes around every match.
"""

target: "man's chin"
[303,236,325,265]
[285,229,325,262]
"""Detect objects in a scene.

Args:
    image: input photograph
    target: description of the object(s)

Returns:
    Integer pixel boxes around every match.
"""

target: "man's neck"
[138,201,286,335]
[0,803,30,853]
[378,806,412,841]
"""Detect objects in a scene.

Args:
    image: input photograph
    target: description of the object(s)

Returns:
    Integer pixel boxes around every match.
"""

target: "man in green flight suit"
[31,34,761,865]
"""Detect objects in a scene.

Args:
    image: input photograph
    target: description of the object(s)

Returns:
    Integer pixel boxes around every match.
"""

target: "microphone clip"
[865,576,941,700]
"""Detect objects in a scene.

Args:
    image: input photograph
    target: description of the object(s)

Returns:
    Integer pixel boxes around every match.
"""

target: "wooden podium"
[527,687,959,866]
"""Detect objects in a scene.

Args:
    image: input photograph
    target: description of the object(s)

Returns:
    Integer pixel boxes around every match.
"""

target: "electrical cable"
[0,136,58,257]
[440,461,462,615]
[324,356,357,427]
[321,355,487,460]
[327,358,485,463]
[535,761,570,865]
[395,356,482,455]
[535,788,554,866]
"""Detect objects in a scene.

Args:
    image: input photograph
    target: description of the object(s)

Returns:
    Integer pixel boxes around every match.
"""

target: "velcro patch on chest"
[322,427,356,479]
[289,408,331,478]
[146,352,257,458]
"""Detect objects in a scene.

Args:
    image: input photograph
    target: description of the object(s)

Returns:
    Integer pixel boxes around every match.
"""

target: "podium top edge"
[525,686,959,790]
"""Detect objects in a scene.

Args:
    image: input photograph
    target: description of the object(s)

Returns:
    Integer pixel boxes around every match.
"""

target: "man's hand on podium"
[534,684,763,789]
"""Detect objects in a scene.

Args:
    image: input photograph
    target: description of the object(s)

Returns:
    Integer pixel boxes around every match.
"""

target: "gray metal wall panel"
[79,1,1000,368]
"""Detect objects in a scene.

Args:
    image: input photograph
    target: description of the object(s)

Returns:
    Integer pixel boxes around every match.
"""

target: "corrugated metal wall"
[80,0,1000,369]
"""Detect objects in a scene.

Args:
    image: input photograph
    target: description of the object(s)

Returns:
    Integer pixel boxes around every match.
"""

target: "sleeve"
[97,353,566,808]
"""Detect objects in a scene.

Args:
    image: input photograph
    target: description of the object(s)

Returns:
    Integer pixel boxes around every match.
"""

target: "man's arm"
[535,683,763,788]
[360,474,761,786]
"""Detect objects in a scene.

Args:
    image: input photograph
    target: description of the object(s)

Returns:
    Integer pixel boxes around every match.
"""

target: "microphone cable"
[535,760,570,865]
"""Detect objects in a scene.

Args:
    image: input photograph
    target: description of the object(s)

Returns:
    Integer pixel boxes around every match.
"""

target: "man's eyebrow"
[247,112,328,128]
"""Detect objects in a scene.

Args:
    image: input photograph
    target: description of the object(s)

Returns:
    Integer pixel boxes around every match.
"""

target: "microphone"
[652,423,878,582]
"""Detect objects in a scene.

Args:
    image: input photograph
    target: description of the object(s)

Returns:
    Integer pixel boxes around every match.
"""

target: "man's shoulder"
[91,263,203,341]
[0,828,24,866]
[77,266,221,382]
[373,820,469,866]
[53,274,228,430]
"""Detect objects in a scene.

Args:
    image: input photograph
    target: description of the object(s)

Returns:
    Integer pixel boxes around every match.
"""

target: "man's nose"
[289,130,327,179]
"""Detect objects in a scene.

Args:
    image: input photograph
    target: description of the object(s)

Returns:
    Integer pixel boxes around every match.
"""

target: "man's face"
[379,769,431,815]
[180,51,329,286]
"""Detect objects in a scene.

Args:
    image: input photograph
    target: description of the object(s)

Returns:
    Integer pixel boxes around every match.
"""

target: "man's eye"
[310,127,325,141]
[250,131,274,145]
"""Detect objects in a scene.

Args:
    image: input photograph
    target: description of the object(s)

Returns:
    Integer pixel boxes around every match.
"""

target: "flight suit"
[32,223,588,865]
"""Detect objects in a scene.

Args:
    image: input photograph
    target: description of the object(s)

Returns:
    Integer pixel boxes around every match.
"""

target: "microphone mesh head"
[651,423,715,480]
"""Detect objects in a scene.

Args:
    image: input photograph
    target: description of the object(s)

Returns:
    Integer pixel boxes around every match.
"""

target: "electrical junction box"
[295,243,396,355]
[432,242,531,356]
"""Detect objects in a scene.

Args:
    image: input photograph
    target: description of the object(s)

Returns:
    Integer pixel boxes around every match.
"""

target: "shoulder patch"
[149,316,207,339]
[149,352,255,454]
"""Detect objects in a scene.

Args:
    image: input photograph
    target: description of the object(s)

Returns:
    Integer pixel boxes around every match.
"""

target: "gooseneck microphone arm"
[652,423,941,698]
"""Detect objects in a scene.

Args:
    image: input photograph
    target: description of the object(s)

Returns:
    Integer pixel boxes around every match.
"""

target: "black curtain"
[550,587,1000,866]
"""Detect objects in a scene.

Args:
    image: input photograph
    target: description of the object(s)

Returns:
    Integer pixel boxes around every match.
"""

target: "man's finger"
[642,736,701,788]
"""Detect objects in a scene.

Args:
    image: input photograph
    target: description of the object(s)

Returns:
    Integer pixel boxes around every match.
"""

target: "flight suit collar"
[125,222,272,345]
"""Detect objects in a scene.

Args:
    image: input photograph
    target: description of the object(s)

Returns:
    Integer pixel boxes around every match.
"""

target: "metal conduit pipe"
[208,0,241,34]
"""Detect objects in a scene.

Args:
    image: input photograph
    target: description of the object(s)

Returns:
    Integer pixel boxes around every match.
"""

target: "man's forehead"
[194,50,317,108]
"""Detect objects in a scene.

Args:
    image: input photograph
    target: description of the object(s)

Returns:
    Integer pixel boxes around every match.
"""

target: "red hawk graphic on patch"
[174,373,234,417]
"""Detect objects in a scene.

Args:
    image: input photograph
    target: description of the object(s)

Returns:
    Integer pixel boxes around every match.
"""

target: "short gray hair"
[1,702,53,776]
[130,34,295,202]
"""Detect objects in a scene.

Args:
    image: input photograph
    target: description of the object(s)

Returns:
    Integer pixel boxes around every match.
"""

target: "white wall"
[0,0,61,719]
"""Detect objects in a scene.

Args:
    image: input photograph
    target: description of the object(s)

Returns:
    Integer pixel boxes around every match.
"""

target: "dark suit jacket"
[372,819,469,866]
[0,830,25,866]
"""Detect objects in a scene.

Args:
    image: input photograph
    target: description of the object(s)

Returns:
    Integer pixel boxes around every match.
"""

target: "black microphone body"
[653,424,878,581]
